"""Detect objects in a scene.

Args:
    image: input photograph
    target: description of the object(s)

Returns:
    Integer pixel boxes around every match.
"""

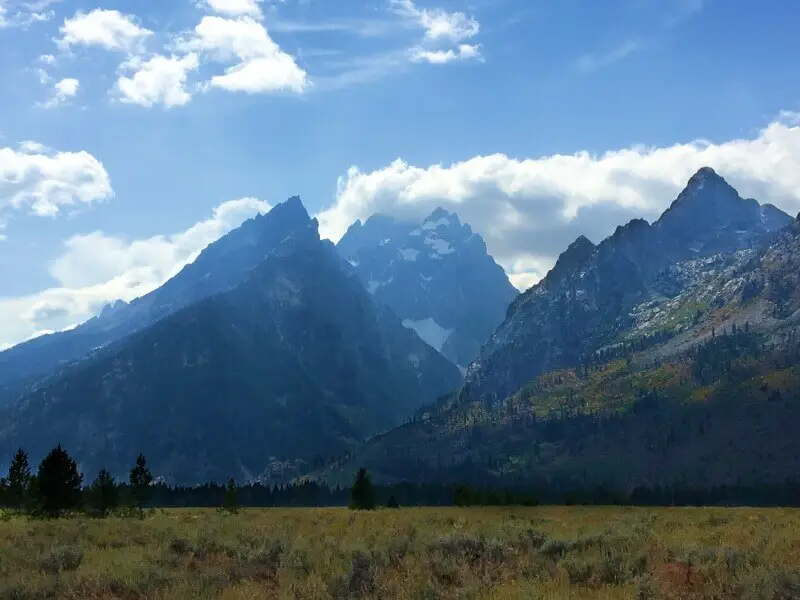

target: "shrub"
[40,545,84,575]
[169,537,193,555]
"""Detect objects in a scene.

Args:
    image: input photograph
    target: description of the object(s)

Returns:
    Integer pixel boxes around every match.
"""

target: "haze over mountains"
[2,167,800,490]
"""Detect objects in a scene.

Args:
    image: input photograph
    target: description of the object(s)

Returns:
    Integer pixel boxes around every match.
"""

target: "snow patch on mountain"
[422,216,451,230]
[402,318,453,353]
[400,248,420,261]
[425,236,455,255]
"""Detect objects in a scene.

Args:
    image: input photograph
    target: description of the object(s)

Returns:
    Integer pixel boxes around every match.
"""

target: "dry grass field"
[1,506,800,599]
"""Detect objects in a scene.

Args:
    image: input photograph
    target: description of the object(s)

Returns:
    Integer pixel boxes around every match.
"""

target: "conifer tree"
[37,444,83,518]
[6,448,31,510]
[129,454,153,518]
[349,468,375,510]
[222,478,238,514]
[89,469,119,517]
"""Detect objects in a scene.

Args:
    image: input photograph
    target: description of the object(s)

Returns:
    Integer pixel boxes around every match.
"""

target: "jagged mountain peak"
[422,207,462,228]
[661,166,739,214]
[543,235,596,288]
[653,167,791,255]
[0,195,321,393]
[259,195,310,227]
[336,213,413,258]
[336,208,517,369]
[463,173,793,408]
[688,165,721,184]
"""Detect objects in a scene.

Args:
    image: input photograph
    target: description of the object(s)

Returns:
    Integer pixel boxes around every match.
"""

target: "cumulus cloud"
[391,0,482,68]
[411,43,481,64]
[0,142,112,218]
[56,9,153,53]
[392,0,479,42]
[38,77,79,108]
[177,15,308,94]
[0,197,271,349]
[116,54,200,108]
[317,113,800,290]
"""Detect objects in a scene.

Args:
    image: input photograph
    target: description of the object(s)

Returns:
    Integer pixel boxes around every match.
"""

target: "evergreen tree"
[6,448,31,510]
[88,469,119,517]
[129,454,153,518]
[222,478,238,514]
[36,444,83,518]
[349,468,375,510]
[386,495,400,509]
[0,476,7,506]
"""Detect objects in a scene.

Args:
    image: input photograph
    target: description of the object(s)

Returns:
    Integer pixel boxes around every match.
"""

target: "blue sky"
[2,0,800,348]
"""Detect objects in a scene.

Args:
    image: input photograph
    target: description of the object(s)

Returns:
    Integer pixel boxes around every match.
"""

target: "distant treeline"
[146,480,800,509]
[4,443,800,515]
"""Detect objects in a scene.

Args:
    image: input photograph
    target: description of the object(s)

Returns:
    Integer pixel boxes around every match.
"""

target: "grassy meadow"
[1,506,800,599]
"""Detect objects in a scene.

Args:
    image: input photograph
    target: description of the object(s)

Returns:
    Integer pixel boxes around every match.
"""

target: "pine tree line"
[0,446,154,518]
[4,446,800,515]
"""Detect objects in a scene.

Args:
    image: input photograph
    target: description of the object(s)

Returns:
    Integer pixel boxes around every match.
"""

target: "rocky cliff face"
[337,208,518,370]
[462,167,794,406]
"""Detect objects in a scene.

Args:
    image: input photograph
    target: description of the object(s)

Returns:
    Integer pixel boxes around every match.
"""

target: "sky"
[1,0,800,350]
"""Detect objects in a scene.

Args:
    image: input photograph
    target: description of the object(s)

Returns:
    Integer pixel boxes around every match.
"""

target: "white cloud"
[317,113,800,290]
[32,67,51,84]
[0,197,271,349]
[116,54,200,108]
[17,140,50,153]
[0,142,111,218]
[38,53,56,64]
[57,9,153,53]
[411,43,481,64]
[39,77,79,108]
[392,0,479,42]
[178,16,308,94]
[203,0,263,18]
[0,0,54,28]
[390,0,482,71]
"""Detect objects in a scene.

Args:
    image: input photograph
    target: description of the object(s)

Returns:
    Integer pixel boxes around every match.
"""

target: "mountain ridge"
[462,167,793,406]
[306,170,800,490]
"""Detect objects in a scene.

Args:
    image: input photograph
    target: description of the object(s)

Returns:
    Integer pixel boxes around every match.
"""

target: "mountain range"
[0,197,516,483]
[2,166,800,492]
[312,168,800,491]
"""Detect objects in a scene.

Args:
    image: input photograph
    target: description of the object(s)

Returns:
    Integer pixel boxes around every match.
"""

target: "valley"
[2,506,800,600]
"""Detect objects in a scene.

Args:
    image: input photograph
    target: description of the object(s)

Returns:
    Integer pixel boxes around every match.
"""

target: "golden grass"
[1,506,799,599]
